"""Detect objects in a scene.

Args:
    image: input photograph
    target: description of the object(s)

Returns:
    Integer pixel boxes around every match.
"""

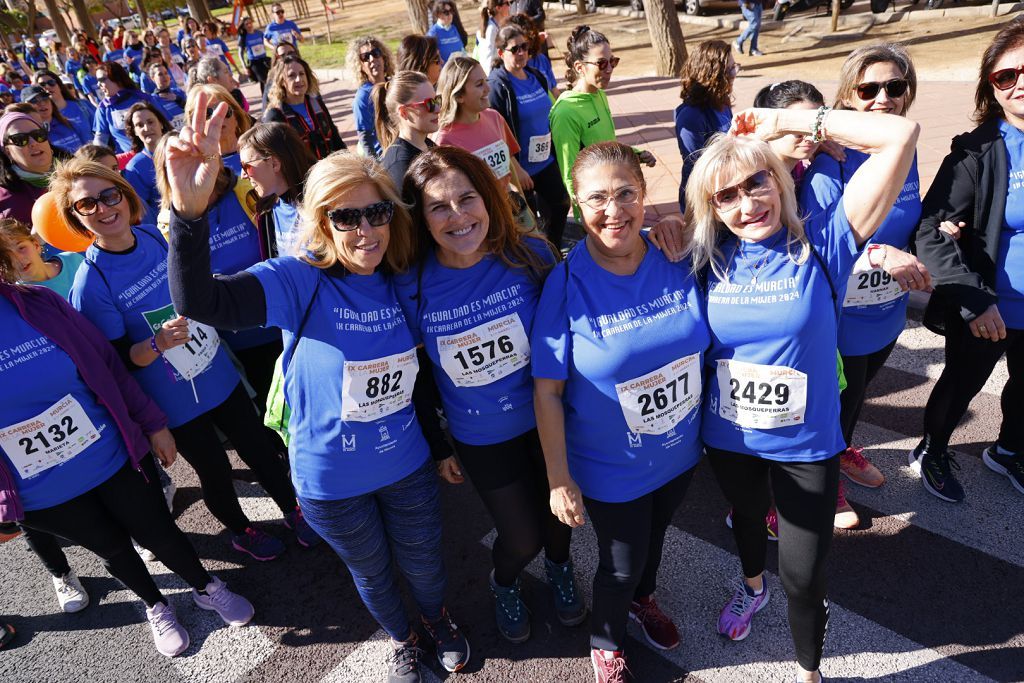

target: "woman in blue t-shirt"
[92,62,154,153]
[686,109,918,683]
[801,44,929,499]
[164,96,471,681]
[184,83,252,175]
[532,142,710,679]
[123,100,174,225]
[58,159,313,563]
[237,16,272,93]
[20,85,89,155]
[32,68,96,143]
[427,0,467,64]
[345,36,395,158]
[912,22,1024,502]
[398,146,582,644]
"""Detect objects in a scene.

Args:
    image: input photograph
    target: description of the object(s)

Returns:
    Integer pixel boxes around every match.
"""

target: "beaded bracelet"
[811,105,831,143]
[150,336,162,355]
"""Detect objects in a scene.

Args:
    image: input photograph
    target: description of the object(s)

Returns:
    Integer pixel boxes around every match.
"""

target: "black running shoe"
[909,444,965,503]
[388,635,423,683]
[421,608,470,673]
[983,445,1024,496]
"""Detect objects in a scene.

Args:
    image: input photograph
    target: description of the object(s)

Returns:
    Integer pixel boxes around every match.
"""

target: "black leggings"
[923,307,1024,453]
[453,429,571,586]
[20,524,70,577]
[249,56,271,93]
[707,447,838,672]
[530,161,571,251]
[20,457,211,607]
[171,383,296,535]
[583,468,695,651]
[839,339,897,446]
[232,338,287,453]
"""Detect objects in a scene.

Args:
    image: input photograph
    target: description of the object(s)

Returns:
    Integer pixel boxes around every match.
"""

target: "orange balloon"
[31,192,93,253]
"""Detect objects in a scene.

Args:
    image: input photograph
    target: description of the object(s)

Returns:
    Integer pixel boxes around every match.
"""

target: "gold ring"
[203,153,220,162]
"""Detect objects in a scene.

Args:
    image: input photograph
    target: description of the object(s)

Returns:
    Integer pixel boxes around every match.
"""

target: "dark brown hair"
[974,18,1024,124]
[237,122,316,198]
[397,34,441,76]
[124,100,173,153]
[564,25,609,86]
[678,39,734,111]
[570,141,646,199]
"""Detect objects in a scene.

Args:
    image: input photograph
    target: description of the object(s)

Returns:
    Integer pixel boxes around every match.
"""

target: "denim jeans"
[298,460,446,641]
[738,2,762,52]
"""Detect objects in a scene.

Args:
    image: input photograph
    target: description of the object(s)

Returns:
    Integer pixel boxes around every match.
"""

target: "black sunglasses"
[989,65,1024,91]
[274,8,285,13]
[358,47,383,63]
[5,129,49,147]
[327,200,394,231]
[503,43,529,55]
[206,106,234,119]
[37,78,59,87]
[855,78,909,101]
[72,186,123,216]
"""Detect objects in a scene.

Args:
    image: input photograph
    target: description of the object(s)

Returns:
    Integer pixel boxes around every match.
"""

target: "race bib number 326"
[341,349,419,422]
[615,353,701,435]
[0,395,102,478]
[716,359,807,429]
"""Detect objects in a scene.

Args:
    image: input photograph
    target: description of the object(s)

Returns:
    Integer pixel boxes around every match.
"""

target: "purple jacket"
[0,283,168,522]
[0,178,45,225]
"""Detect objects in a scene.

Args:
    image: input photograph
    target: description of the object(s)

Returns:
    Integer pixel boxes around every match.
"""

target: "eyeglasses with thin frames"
[579,186,640,212]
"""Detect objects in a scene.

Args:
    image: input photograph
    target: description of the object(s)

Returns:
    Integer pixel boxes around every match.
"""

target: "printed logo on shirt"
[0,335,56,373]
[626,432,643,448]
[587,288,691,340]
[342,434,356,451]
[708,276,801,306]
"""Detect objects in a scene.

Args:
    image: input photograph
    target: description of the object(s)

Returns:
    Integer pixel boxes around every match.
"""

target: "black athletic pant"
[839,339,897,446]
[20,525,70,577]
[453,429,571,586]
[20,457,211,607]
[707,447,839,672]
[249,56,271,93]
[583,467,695,652]
[232,338,287,453]
[171,382,296,535]
[923,307,1024,453]
[530,161,571,251]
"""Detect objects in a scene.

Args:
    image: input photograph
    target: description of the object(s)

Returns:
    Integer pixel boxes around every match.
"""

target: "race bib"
[527,133,551,164]
[843,251,905,307]
[0,395,102,478]
[171,113,186,130]
[716,359,807,429]
[437,313,530,387]
[207,43,224,57]
[249,43,265,57]
[472,139,511,180]
[111,108,128,131]
[616,354,701,435]
[341,349,419,422]
[141,304,220,381]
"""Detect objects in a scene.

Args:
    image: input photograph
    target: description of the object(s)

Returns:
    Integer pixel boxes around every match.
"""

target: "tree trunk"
[405,0,430,33]
[25,0,40,35]
[70,0,95,39]
[41,0,72,43]
[575,0,587,14]
[642,0,686,77]
[134,0,149,26]
[186,0,212,22]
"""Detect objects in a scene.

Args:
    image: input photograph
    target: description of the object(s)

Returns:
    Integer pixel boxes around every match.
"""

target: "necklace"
[728,232,783,285]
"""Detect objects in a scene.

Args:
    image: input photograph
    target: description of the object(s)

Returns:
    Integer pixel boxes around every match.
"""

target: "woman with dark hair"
[263,56,344,160]
[397,34,443,86]
[506,12,557,95]
[238,15,272,93]
[752,80,825,186]
[148,62,187,129]
[203,21,241,76]
[427,0,467,64]
[912,21,1024,501]
[374,70,439,190]
[123,100,174,223]
[19,85,89,154]
[184,83,253,174]
[397,145,582,645]
[675,39,737,212]
[0,112,54,223]
[33,68,95,142]
[92,61,155,153]
[346,36,395,158]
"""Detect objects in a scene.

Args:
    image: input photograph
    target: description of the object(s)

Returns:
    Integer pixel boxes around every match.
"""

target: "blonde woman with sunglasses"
[374,70,440,190]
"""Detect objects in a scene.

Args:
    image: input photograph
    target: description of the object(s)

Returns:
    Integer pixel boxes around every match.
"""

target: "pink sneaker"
[591,648,633,683]
[725,507,779,542]
[834,480,860,529]
[192,576,254,627]
[717,577,770,641]
[840,446,885,488]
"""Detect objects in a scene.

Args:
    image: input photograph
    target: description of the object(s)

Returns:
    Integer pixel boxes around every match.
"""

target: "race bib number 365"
[341,349,419,422]
[437,313,530,387]
[716,359,807,429]
[616,353,701,435]
[0,395,102,478]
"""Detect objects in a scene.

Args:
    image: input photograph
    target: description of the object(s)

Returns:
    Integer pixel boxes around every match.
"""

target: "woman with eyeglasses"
[184,83,252,175]
[263,56,344,160]
[549,26,655,215]
[801,43,927,503]
[238,16,272,93]
[532,142,708,681]
[375,70,439,190]
[397,145,583,646]
[0,112,54,224]
[687,106,917,683]
[397,34,443,87]
[488,25,570,249]
[347,36,395,159]
[476,0,510,75]
[912,22,1024,502]
[92,61,156,154]
[19,85,89,155]
[675,40,736,213]
[427,0,467,64]
[123,101,174,224]
[166,96,472,682]
[0,194,255,659]
[32,68,96,143]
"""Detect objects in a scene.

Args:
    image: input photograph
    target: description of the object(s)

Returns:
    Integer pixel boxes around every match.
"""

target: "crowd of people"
[0,6,1022,683]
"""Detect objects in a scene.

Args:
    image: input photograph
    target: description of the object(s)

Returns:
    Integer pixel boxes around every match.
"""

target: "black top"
[381,137,436,196]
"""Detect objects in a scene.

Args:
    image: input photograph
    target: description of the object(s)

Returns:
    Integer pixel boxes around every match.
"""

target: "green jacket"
[549,88,617,215]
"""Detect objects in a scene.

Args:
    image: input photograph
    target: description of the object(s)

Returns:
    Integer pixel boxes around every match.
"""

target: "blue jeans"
[299,460,446,641]
[738,2,762,52]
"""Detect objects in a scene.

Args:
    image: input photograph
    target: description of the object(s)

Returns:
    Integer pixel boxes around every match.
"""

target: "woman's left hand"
[882,248,932,292]
[149,428,177,467]
[437,456,465,485]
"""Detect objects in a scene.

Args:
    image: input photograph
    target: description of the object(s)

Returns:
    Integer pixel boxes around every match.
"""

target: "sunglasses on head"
[582,56,620,71]
[5,128,49,147]
[855,78,909,101]
[989,64,1024,91]
[404,95,441,113]
[327,200,394,231]
[274,8,285,13]
[72,186,123,216]
[710,169,773,211]
[359,47,383,63]
[495,0,508,5]
[503,42,529,55]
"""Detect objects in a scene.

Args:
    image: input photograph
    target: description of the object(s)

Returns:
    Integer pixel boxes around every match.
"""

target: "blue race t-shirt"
[152,89,186,129]
[353,82,381,157]
[531,236,709,503]
[508,70,554,177]
[103,49,129,68]
[124,44,144,69]
[24,252,85,299]
[206,38,232,66]
[287,102,314,129]
[249,258,430,500]
[69,225,240,428]
[0,298,128,510]
[271,197,303,257]
[527,53,557,92]
[802,149,922,356]
[264,19,301,46]
[427,22,464,63]
[702,199,860,462]
[394,238,555,445]
[674,102,731,210]
[222,152,242,176]
[61,100,95,142]
[996,119,1024,330]
[124,151,160,225]
[47,118,88,154]
[94,90,154,153]
[240,31,268,62]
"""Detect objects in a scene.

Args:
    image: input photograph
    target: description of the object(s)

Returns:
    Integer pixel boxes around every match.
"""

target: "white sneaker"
[193,576,254,627]
[163,480,177,512]
[134,540,157,562]
[146,600,190,657]
[52,570,89,613]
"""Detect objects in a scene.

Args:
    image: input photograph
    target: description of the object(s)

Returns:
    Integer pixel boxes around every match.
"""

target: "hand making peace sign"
[163,89,229,220]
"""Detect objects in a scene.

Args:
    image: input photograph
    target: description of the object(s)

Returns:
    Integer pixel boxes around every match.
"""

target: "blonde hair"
[298,151,414,273]
[266,57,321,110]
[344,36,395,86]
[49,158,145,236]
[184,83,252,136]
[436,54,480,130]
[153,132,233,212]
[685,134,808,281]
[373,70,431,151]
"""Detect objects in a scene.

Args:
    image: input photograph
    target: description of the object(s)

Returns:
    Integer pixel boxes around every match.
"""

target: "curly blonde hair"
[678,39,734,111]
[344,36,395,86]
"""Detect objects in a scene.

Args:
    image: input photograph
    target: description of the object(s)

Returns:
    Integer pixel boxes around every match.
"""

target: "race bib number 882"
[341,349,419,422]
